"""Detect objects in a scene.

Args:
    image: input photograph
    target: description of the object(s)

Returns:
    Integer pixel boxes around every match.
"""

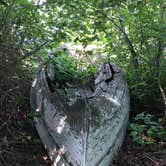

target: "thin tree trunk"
[155,5,165,125]
[118,18,140,82]
[158,79,166,126]
[154,5,164,78]
[106,15,140,83]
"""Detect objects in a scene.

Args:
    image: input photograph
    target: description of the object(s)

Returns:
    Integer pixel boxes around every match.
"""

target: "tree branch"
[105,14,140,82]
[20,40,49,60]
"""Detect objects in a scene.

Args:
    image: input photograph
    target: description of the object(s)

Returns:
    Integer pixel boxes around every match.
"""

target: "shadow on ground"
[0,70,52,166]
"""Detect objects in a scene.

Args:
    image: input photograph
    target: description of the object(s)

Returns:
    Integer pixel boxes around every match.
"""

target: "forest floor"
[0,70,166,166]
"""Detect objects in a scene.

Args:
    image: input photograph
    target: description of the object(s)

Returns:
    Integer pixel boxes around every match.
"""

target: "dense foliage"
[0,0,166,144]
[129,113,166,144]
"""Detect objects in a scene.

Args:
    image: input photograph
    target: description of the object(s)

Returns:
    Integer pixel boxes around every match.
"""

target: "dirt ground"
[0,68,166,166]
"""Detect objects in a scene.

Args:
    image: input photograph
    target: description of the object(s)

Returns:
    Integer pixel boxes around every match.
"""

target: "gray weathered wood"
[30,62,130,166]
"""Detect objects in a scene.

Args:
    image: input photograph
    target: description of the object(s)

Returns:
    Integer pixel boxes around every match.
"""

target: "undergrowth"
[129,113,166,145]
[45,49,97,87]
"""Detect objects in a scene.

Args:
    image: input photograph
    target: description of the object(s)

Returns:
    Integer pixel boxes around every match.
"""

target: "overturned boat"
[30,62,130,166]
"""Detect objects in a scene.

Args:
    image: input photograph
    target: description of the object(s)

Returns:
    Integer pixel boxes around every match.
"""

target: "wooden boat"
[30,62,130,166]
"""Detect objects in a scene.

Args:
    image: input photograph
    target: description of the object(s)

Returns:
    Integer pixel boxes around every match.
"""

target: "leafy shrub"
[47,49,97,87]
[129,113,166,144]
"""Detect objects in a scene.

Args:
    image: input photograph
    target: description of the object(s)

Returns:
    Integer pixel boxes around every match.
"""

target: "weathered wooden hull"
[30,63,130,166]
